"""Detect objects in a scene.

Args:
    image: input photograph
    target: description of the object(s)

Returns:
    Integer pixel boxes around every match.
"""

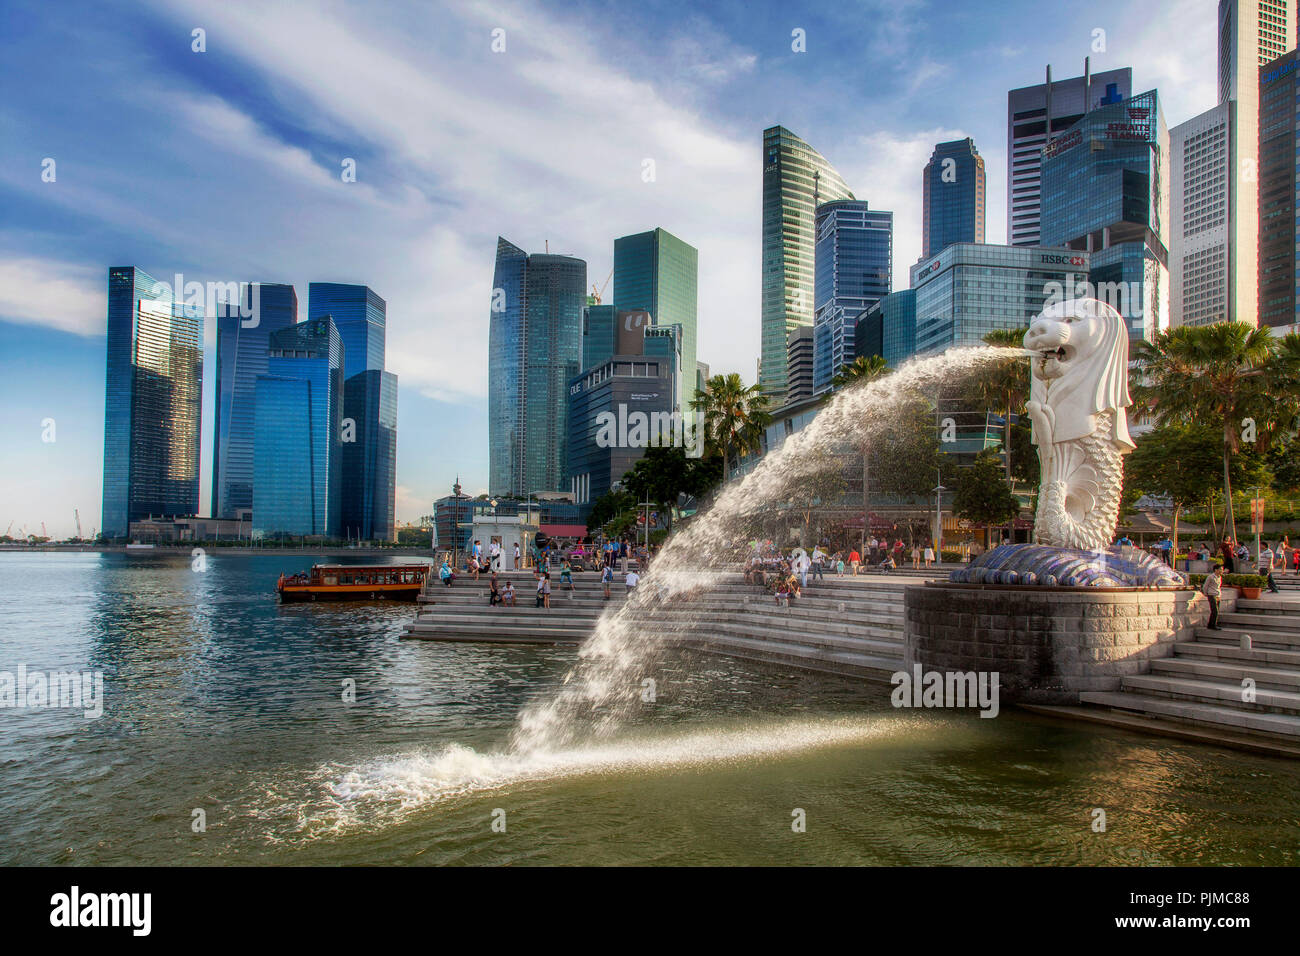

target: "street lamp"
[932,468,946,561]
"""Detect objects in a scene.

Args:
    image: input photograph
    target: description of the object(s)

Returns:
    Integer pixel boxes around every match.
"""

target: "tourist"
[560,559,575,592]
[787,571,801,600]
[923,543,935,568]
[469,554,481,581]
[535,572,546,608]
[1261,544,1281,594]
[1157,536,1173,566]
[1203,565,1224,630]
[880,552,896,573]
[601,562,614,599]
[542,572,552,608]
[625,568,640,592]
[811,546,826,582]
[439,560,454,587]
[849,547,861,575]
[911,543,921,569]
[794,549,811,588]
[501,580,516,606]
[513,542,521,570]
[835,552,845,577]
[774,577,790,607]
[1220,538,1236,574]
[489,539,501,571]
[489,572,501,606]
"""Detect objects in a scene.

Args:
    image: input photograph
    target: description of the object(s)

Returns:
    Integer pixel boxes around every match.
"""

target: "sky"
[0,0,1218,539]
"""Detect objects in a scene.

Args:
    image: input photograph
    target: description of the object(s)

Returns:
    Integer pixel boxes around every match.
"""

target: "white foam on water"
[283,714,932,834]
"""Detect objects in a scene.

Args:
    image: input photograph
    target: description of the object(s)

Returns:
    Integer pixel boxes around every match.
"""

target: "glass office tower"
[101,266,204,539]
[211,282,297,518]
[922,138,986,259]
[911,243,1090,356]
[761,126,855,404]
[253,317,343,538]
[855,289,917,369]
[1259,50,1300,328]
[582,304,617,371]
[307,283,385,379]
[811,200,892,394]
[612,227,699,405]
[1040,88,1170,340]
[341,369,398,541]
[488,237,585,496]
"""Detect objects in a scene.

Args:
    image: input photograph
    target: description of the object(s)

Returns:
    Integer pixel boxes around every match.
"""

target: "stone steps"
[1175,641,1300,669]
[665,632,899,681]
[1118,674,1300,714]
[1079,691,1300,739]
[1149,656,1300,692]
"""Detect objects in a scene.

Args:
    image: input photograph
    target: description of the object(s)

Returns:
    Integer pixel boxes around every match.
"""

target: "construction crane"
[590,268,613,305]
[74,509,82,540]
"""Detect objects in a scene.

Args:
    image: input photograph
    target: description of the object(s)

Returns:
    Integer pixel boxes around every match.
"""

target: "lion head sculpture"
[1024,297,1134,451]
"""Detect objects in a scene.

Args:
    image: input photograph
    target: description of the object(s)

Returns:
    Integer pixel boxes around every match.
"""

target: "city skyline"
[0,0,1220,536]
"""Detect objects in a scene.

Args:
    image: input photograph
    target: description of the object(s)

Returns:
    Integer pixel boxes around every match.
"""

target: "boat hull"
[278,584,423,603]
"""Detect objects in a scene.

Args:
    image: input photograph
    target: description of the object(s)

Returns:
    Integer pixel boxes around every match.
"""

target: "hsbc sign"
[1039,254,1087,267]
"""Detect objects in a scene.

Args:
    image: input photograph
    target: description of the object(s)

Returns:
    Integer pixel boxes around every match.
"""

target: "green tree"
[952,450,1021,549]
[690,373,772,482]
[1132,323,1282,544]
[587,488,635,533]
[979,327,1032,483]
[1123,423,1231,554]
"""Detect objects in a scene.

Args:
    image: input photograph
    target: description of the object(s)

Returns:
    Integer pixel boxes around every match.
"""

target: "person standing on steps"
[513,541,521,570]
[560,559,575,592]
[811,545,826,582]
[1219,538,1236,574]
[923,543,935,568]
[849,547,861,575]
[1203,565,1223,630]
[601,562,614,599]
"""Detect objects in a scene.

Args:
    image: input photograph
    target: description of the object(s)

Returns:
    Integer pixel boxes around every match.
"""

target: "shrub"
[1188,573,1266,589]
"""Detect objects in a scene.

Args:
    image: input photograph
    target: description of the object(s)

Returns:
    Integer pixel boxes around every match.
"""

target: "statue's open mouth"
[1041,346,1068,361]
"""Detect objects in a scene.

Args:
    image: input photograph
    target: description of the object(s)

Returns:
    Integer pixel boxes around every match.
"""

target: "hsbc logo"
[1039,254,1086,267]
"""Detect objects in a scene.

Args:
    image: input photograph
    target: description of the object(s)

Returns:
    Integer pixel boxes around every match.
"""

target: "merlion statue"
[1022,298,1135,552]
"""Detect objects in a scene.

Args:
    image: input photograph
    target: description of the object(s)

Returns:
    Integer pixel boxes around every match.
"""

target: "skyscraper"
[341,369,398,541]
[612,227,699,405]
[786,326,815,404]
[582,304,617,372]
[1040,88,1170,341]
[253,317,343,538]
[1170,104,1232,327]
[855,290,917,369]
[1259,50,1300,328]
[307,282,385,379]
[212,282,298,518]
[308,282,396,539]
[922,138,986,259]
[761,126,855,404]
[1220,0,1295,328]
[1007,65,1132,246]
[101,266,204,539]
[488,238,586,496]
[811,199,892,395]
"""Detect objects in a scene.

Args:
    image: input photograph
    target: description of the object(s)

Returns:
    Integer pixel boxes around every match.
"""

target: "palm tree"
[690,373,772,482]
[831,354,890,390]
[979,327,1032,483]
[829,355,893,552]
[1132,322,1279,545]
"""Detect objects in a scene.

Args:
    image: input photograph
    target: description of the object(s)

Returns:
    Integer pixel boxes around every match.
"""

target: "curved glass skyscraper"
[761,126,854,405]
[488,238,585,496]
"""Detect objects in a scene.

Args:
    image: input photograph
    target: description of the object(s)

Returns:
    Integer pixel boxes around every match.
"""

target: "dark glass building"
[1259,50,1300,328]
[253,317,343,538]
[488,238,585,496]
[922,138,986,259]
[101,266,204,539]
[612,227,699,405]
[582,304,617,371]
[566,354,676,508]
[211,283,298,519]
[341,369,398,541]
[855,289,917,369]
[811,200,892,394]
[761,126,855,404]
[1039,88,1169,341]
[307,283,385,380]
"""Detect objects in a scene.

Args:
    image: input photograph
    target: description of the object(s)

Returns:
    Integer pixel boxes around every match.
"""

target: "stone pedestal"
[903,583,1206,704]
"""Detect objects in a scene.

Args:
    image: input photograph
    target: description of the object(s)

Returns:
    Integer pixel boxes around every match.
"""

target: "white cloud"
[0,257,103,336]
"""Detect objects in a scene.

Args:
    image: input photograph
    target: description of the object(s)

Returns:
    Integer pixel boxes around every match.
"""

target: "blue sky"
[0,0,1215,538]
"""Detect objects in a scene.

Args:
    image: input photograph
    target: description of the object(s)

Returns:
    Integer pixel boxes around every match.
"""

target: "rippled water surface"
[1,552,1296,866]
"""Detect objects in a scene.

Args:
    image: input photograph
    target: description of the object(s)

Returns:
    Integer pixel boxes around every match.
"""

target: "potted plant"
[1223,573,1267,600]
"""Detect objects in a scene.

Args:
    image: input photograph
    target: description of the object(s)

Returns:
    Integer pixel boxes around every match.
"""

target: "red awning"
[539,524,588,538]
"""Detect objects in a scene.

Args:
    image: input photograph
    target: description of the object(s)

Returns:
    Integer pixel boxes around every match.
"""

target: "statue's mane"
[1030,300,1134,449]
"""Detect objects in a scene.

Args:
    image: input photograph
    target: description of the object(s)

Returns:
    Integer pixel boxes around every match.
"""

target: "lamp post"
[932,469,946,561]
